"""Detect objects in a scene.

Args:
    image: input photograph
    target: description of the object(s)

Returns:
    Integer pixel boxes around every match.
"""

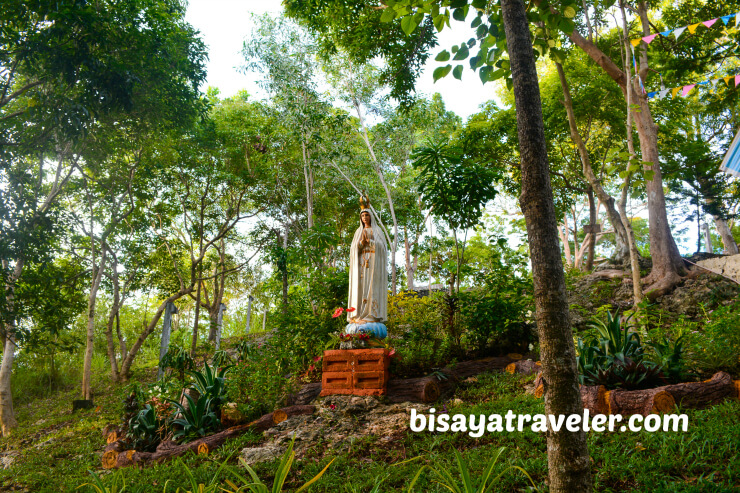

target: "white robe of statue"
[347,210,388,323]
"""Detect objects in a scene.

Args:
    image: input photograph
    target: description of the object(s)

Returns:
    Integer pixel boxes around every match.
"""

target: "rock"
[0,452,17,470]
[696,254,740,283]
[240,443,285,465]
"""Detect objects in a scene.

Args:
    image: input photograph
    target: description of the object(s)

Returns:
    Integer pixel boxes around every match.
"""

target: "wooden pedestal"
[320,349,390,396]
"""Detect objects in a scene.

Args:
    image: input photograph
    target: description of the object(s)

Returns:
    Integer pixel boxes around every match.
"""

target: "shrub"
[459,287,533,355]
[227,343,298,421]
[159,346,195,381]
[689,300,740,376]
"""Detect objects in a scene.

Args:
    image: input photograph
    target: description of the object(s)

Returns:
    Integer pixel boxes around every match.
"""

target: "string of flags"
[647,75,740,100]
[631,12,739,47]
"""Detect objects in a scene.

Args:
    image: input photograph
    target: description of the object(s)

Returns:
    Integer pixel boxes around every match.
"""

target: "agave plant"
[647,334,688,383]
[407,447,538,492]
[169,394,220,442]
[127,404,162,451]
[588,309,642,363]
[188,362,231,410]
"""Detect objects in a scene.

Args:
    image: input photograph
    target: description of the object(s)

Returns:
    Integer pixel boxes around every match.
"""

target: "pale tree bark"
[555,62,631,264]
[618,1,643,305]
[0,259,23,435]
[557,0,685,294]
[82,246,107,400]
[501,0,593,490]
[301,140,315,229]
[559,218,573,268]
[713,216,739,254]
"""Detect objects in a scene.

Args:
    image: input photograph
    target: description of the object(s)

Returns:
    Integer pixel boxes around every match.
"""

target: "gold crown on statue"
[359,194,370,211]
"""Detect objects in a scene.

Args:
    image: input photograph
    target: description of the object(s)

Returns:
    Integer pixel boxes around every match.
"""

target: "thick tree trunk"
[501,0,593,490]
[191,275,203,357]
[713,215,739,254]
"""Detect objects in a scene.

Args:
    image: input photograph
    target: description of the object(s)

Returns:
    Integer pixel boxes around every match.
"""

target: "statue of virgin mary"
[346,196,388,338]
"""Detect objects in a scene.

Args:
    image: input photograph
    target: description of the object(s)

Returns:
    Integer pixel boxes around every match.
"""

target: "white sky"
[184,0,497,120]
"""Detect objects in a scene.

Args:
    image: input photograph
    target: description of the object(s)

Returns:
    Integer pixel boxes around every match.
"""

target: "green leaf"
[469,55,481,69]
[433,13,447,32]
[380,8,395,23]
[559,17,575,34]
[467,37,476,47]
[479,65,492,83]
[452,6,468,21]
[471,15,482,28]
[453,44,470,60]
[472,0,487,8]
[644,170,655,181]
[433,64,452,82]
[476,23,488,39]
[401,15,419,35]
[453,65,464,80]
[435,50,451,62]
[505,77,513,91]
[489,68,505,81]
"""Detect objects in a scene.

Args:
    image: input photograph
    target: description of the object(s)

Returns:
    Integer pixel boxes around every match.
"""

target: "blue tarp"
[721,130,740,178]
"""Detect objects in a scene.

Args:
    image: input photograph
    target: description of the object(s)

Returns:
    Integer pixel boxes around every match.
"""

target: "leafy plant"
[588,309,642,362]
[77,470,127,493]
[407,447,538,492]
[160,346,196,381]
[161,457,232,493]
[127,404,162,451]
[169,394,220,442]
[647,335,688,383]
[223,436,335,493]
[188,362,231,411]
[211,349,234,369]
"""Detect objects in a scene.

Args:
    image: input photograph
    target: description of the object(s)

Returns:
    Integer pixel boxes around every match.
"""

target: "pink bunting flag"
[735,74,740,87]
[703,19,718,28]
[642,34,658,44]
[681,84,695,97]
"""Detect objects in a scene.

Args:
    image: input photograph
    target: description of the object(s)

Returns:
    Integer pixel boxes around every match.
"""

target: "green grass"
[1,367,738,492]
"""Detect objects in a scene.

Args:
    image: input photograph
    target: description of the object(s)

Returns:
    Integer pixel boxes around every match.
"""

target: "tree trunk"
[0,259,23,435]
[405,229,415,290]
[500,0,593,490]
[191,274,203,357]
[555,62,630,265]
[713,215,739,254]
[565,3,684,294]
[105,256,122,383]
[585,189,596,271]
[82,247,107,401]
[120,289,192,379]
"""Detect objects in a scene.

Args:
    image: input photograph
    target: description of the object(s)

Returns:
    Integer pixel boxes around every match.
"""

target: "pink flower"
[332,307,344,318]
[308,364,315,372]
[388,348,396,358]
[346,307,356,313]
[313,355,322,362]
[329,404,336,410]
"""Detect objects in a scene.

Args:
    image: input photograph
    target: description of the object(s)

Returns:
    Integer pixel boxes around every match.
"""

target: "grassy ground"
[1,367,738,492]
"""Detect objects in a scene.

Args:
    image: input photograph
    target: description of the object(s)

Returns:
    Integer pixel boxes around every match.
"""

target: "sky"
[184,0,497,120]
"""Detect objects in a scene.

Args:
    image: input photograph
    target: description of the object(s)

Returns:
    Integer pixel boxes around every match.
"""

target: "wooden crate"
[320,349,390,396]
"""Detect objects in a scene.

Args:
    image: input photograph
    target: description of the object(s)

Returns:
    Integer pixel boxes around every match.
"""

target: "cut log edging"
[102,405,315,469]
[567,372,739,416]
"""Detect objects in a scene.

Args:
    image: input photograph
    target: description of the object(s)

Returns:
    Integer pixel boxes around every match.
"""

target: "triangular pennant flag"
[703,19,718,29]
[681,84,696,97]
[659,89,670,99]
[721,15,733,25]
[688,23,700,34]
[630,38,641,47]
[642,34,658,44]
[697,80,709,86]
[736,12,739,27]
[735,74,740,86]
[725,76,733,86]
[660,30,672,37]
[674,26,687,39]
[647,91,657,99]
[672,87,681,98]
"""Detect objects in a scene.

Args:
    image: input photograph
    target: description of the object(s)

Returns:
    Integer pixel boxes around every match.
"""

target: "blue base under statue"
[345,322,387,339]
